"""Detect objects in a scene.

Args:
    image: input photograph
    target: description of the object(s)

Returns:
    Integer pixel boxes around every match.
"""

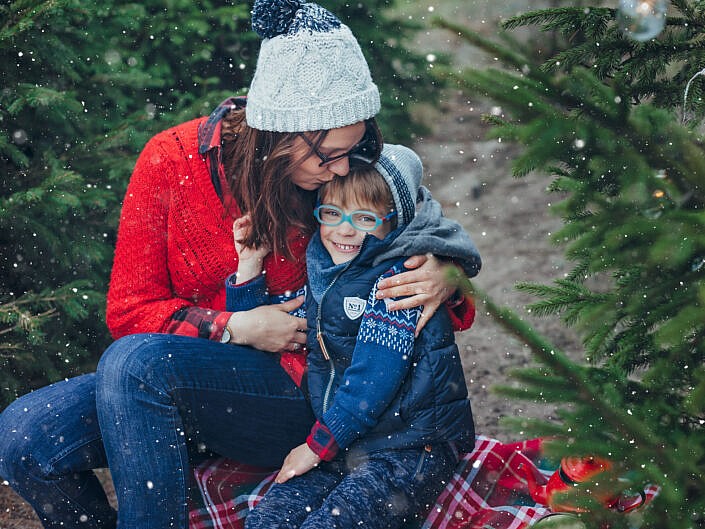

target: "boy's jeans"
[245,443,460,529]
[0,333,314,529]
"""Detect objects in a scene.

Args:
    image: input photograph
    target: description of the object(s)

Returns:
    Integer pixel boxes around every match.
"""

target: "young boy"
[228,144,481,529]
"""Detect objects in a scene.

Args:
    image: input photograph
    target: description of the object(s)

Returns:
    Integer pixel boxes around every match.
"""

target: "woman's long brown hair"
[221,108,317,260]
[220,108,382,260]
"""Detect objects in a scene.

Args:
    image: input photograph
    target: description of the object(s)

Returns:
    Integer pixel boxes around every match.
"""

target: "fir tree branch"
[445,267,684,477]
[432,18,530,71]
[442,12,705,204]
[0,308,56,336]
[501,7,614,37]
[669,0,703,24]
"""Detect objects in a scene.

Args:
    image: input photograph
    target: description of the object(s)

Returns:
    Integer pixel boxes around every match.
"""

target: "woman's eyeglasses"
[313,204,396,232]
[298,122,380,167]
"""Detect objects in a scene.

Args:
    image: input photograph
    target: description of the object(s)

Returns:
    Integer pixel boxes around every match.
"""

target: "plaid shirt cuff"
[306,420,339,461]
[212,311,234,342]
[165,307,233,340]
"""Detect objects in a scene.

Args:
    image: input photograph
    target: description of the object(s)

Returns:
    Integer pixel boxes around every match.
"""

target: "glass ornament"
[617,0,667,42]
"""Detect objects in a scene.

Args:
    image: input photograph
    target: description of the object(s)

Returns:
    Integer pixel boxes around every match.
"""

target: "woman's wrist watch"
[220,325,233,344]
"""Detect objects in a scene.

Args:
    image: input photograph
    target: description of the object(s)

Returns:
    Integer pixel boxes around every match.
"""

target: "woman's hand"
[375,253,455,335]
[275,443,321,484]
[233,216,270,284]
[228,297,307,352]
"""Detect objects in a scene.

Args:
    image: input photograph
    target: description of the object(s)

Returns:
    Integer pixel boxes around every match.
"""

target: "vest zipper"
[317,267,347,414]
[316,239,368,414]
[317,317,336,415]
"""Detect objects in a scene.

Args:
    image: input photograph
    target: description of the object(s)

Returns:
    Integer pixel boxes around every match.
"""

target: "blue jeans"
[245,443,460,529]
[0,333,314,529]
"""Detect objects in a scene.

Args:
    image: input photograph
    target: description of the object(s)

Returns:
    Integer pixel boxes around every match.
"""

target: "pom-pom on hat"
[373,144,423,228]
[246,0,380,132]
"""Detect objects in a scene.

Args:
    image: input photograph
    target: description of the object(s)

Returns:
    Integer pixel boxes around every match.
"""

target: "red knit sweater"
[106,117,308,340]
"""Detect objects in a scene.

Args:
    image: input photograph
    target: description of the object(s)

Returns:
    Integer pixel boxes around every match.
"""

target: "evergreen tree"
[0,0,443,406]
[435,2,705,527]
[0,0,256,405]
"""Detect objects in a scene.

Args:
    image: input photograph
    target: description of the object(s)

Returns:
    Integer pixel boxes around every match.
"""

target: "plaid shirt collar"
[197,96,247,155]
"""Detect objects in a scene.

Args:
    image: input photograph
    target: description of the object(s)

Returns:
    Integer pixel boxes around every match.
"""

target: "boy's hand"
[275,443,321,484]
[233,216,269,284]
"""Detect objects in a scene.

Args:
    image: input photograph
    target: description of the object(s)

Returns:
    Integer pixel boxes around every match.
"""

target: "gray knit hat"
[246,0,380,132]
[374,144,423,227]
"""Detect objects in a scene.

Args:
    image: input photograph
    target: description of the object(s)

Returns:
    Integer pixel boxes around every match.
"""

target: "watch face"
[220,329,231,344]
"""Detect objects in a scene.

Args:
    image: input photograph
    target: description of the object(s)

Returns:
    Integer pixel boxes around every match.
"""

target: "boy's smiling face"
[319,198,392,265]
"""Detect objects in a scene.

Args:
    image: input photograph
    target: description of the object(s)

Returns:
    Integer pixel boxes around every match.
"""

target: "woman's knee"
[95,334,185,417]
[96,334,170,391]
[97,333,152,374]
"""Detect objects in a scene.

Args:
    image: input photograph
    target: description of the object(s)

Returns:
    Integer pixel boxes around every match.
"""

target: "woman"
[0,1,476,528]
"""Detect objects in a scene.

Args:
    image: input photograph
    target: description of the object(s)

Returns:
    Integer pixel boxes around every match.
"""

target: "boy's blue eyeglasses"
[314,204,397,232]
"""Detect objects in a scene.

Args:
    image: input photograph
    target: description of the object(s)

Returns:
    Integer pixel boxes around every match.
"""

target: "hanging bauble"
[617,0,667,41]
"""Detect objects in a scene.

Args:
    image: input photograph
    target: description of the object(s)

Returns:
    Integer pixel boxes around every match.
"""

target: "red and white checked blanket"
[188,436,659,529]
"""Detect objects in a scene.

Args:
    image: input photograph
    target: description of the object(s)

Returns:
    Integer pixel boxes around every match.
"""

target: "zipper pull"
[317,331,330,360]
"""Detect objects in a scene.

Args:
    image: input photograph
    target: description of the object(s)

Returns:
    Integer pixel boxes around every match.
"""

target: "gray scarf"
[373,186,481,278]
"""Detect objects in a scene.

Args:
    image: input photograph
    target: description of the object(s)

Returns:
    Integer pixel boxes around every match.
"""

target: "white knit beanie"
[246,0,380,132]
[374,144,423,227]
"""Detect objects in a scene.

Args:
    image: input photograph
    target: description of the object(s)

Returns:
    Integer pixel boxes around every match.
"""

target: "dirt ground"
[0,6,579,527]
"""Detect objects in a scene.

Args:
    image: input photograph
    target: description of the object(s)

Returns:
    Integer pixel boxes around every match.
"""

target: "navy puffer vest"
[306,234,475,456]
